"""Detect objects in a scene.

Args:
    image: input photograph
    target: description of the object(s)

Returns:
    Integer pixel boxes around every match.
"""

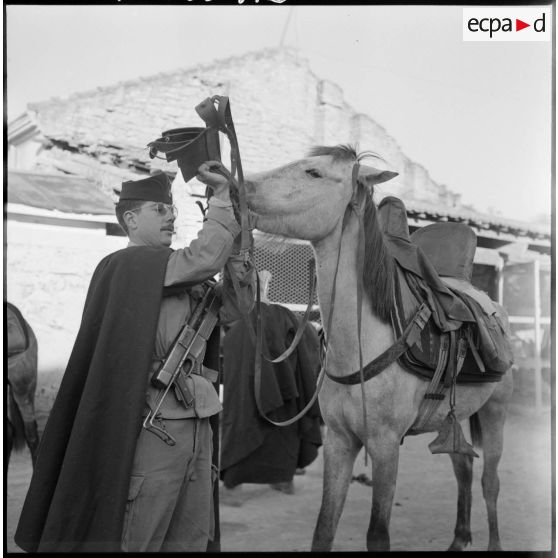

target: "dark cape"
[220,304,322,487]
[14,246,171,553]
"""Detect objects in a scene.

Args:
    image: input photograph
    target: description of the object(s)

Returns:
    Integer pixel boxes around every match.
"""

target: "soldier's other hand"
[196,161,230,199]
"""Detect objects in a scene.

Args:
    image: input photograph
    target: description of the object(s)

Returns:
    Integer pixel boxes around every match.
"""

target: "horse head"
[246,145,397,242]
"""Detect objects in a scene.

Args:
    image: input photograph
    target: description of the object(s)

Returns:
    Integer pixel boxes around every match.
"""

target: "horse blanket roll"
[220,304,322,487]
[14,247,171,553]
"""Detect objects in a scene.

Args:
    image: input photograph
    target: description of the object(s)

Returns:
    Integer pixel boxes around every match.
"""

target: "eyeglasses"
[129,202,178,218]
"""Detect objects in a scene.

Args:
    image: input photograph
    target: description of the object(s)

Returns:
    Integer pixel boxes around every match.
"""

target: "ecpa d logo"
[463,8,551,41]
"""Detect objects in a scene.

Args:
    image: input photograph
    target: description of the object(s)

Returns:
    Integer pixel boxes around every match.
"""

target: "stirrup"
[428,412,479,457]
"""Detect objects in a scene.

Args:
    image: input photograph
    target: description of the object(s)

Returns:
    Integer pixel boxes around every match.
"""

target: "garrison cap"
[119,172,173,204]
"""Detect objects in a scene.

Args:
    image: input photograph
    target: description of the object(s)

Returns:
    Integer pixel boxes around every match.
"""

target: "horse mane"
[307,144,383,164]
[362,192,394,323]
[308,144,394,323]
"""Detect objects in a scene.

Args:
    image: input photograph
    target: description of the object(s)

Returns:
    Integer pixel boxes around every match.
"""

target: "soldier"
[15,165,254,552]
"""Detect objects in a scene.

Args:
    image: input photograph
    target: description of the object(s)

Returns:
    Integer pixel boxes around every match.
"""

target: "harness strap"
[465,326,486,372]
[351,165,371,462]
[410,328,470,433]
[325,302,432,385]
[410,333,450,431]
[253,272,327,427]
[198,96,320,421]
[252,165,361,427]
[452,333,469,383]
[228,257,318,364]
[265,261,317,364]
[198,96,251,258]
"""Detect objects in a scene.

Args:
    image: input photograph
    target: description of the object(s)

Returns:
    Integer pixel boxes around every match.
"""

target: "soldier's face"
[126,202,176,247]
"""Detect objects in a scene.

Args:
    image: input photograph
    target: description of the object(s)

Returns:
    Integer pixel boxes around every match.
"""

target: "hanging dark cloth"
[220,304,322,488]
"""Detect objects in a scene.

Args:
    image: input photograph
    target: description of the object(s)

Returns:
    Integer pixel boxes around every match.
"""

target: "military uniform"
[120,175,253,552]
[14,172,254,553]
[123,197,249,551]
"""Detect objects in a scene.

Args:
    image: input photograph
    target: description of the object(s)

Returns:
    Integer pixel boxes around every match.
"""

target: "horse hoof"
[447,540,470,551]
[310,543,332,552]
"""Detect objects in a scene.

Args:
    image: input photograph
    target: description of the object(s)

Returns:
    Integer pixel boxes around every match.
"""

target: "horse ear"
[359,165,398,186]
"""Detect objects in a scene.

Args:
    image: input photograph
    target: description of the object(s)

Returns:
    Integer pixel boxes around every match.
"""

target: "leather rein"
[195,97,322,427]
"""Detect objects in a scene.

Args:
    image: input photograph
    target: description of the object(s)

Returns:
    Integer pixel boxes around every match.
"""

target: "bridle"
[254,162,367,427]
[149,96,322,426]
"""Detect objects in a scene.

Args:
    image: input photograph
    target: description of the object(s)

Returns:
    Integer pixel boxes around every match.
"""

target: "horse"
[6,302,40,468]
[243,145,513,551]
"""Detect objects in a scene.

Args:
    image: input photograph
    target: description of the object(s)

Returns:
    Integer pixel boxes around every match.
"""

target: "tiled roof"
[403,198,549,240]
[8,171,115,215]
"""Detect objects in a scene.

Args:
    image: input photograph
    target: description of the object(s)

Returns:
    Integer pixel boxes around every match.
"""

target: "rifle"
[142,284,221,445]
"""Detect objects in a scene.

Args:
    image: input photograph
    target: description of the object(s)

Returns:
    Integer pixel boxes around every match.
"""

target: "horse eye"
[306,169,322,178]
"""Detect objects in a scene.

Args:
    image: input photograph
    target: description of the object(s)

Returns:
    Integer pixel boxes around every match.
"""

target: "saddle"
[378,196,514,386]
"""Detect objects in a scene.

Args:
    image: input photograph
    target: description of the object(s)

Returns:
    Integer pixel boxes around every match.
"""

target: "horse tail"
[469,412,482,450]
[8,384,27,452]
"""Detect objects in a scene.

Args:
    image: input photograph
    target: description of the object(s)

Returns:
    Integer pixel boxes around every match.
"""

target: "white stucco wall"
[6,190,218,414]
[6,217,127,410]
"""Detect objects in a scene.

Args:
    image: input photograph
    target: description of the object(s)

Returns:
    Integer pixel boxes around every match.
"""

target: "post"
[497,259,504,305]
[533,259,542,412]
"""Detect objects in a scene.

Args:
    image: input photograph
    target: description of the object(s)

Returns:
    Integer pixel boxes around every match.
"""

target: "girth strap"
[410,328,470,433]
[325,303,432,385]
[410,333,451,432]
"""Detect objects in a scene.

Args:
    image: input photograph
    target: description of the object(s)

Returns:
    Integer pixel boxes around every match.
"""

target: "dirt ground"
[5,399,553,553]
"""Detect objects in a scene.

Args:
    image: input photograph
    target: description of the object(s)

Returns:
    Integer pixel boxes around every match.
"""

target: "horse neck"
[312,211,395,374]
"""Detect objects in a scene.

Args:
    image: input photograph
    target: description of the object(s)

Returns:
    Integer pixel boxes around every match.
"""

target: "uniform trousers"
[121,417,214,552]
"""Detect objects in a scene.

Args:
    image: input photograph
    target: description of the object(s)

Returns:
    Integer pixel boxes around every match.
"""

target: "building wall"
[7,218,127,413]
[17,48,457,227]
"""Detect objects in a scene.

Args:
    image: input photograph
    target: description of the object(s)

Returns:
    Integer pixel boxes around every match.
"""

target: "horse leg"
[12,391,40,468]
[7,385,27,454]
[366,432,400,551]
[448,450,474,550]
[9,351,40,468]
[6,419,15,472]
[311,427,362,551]
[24,419,40,467]
[476,386,510,551]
